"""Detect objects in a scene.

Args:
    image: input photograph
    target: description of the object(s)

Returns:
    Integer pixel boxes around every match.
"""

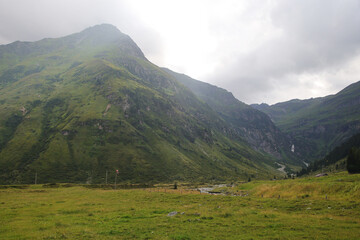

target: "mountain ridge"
[0,24,281,184]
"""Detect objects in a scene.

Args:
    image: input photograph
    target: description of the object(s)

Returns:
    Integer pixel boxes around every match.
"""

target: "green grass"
[1,172,359,239]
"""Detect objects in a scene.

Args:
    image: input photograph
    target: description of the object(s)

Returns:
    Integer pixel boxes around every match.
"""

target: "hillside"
[163,68,300,167]
[0,24,282,184]
[252,81,360,161]
[298,133,360,175]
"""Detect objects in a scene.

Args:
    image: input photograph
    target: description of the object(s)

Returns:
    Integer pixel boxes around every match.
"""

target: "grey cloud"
[272,0,360,71]
[208,0,360,104]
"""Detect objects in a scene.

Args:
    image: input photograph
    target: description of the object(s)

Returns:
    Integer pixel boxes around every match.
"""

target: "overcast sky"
[1,0,360,104]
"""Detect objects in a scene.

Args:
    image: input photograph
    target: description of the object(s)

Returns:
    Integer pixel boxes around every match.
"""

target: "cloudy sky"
[1,0,360,104]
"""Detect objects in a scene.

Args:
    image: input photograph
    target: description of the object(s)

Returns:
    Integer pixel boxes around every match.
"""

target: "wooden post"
[115,173,117,190]
[34,172,37,185]
[105,170,108,184]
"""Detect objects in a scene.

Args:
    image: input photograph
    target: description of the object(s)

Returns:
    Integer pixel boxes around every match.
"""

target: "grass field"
[0,172,359,239]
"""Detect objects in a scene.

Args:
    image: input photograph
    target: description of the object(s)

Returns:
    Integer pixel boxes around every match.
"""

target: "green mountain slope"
[0,24,279,184]
[163,68,300,167]
[298,133,360,175]
[252,81,360,161]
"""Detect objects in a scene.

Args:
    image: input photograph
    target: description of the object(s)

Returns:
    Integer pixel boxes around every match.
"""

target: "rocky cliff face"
[163,68,300,166]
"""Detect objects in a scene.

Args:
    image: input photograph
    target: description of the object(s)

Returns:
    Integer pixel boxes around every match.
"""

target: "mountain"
[298,133,360,175]
[0,24,281,184]
[252,81,360,162]
[163,68,300,167]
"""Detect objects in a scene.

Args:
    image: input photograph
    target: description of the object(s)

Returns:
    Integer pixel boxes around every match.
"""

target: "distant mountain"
[252,81,360,161]
[163,68,300,166]
[252,98,322,123]
[0,24,281,184]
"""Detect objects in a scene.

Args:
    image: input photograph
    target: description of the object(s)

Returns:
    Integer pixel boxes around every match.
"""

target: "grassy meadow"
[0,172,359,239]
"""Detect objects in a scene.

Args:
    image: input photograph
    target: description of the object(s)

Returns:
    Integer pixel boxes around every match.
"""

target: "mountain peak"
[68,23,145,58]
[80,23,123,36]
[73,23,127,44]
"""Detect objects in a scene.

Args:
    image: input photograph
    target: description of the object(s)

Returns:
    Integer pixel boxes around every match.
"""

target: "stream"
[197,184,227,194]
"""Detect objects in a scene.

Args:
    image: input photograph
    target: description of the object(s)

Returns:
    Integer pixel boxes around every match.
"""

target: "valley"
[0,22,359,240]
[252,81,360,162]
[1,1,360,239]
[0,24,359,184]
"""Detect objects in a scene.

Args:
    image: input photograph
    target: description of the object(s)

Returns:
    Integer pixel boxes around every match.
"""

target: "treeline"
[347,147,360,173]
[298,133,360,176]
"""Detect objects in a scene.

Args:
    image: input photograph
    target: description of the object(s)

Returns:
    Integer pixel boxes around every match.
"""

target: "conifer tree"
[347,147,360,173]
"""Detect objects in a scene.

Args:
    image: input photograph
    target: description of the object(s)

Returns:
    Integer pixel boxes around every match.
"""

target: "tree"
[347,147,360,173]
